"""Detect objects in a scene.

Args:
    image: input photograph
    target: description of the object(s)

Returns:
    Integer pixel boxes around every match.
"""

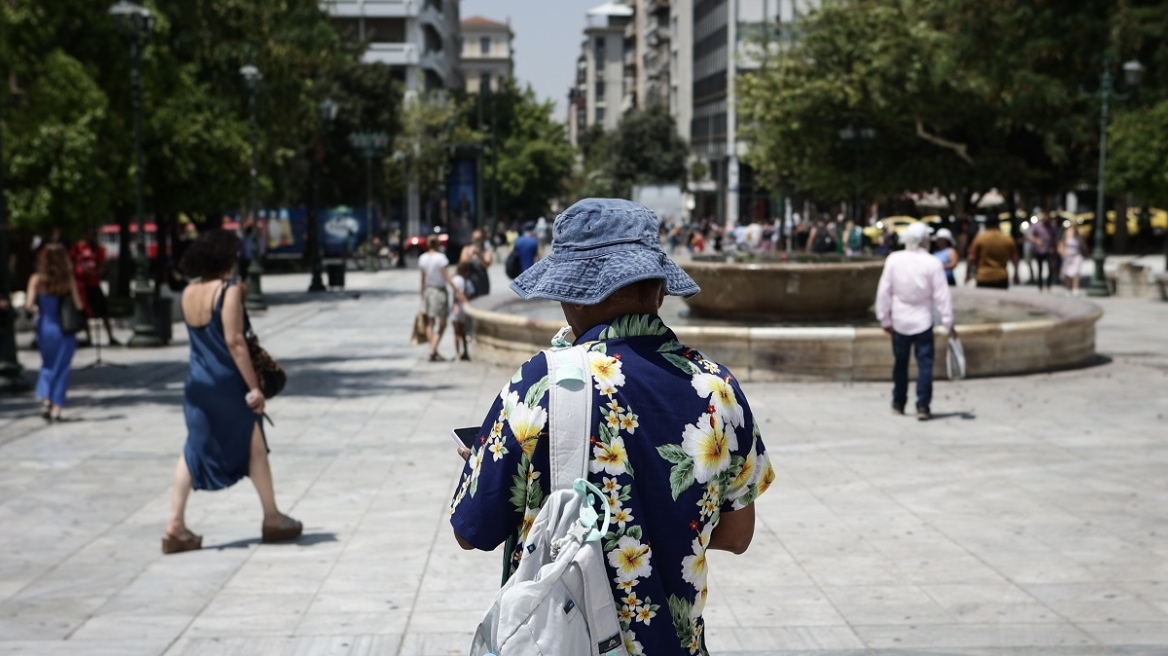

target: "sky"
[460,0,602,120]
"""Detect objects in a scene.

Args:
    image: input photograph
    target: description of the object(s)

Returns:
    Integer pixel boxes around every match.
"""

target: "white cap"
[934,228,954,243]
[902,222,932,249]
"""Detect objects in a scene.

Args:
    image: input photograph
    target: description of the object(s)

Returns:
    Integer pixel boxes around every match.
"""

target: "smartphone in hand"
[452,426,479,449]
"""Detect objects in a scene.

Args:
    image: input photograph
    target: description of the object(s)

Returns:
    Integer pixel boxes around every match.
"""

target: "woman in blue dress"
[25,244,85,422]
[162,230,301,554]
[932,228,959,286]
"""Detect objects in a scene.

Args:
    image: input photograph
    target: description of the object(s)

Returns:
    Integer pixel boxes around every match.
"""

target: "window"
[480,36,491,55]
[480,73,492,93]
[595,80,606,99]
[595,37,606,62]
[595,107,606,123]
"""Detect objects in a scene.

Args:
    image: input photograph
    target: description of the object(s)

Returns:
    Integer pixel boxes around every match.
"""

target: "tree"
[472,79,576,220]
[388,92,481,225]
[738,0,1125,212]
[607,105,689,195]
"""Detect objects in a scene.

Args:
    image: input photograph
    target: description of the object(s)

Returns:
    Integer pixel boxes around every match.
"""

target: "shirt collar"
[574,313,674,344]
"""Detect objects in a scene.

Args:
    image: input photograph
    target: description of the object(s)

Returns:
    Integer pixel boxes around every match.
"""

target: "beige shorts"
[423,286,448,319]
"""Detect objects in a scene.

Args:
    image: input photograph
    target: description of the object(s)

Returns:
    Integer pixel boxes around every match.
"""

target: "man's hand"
[882,326,893,337]
[457,446,471,461]
[949,327,959,339]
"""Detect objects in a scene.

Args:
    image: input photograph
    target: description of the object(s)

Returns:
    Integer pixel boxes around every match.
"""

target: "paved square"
[2,264,1167,655]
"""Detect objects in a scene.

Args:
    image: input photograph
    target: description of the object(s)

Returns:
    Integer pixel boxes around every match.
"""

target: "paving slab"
[1,261,1167,656]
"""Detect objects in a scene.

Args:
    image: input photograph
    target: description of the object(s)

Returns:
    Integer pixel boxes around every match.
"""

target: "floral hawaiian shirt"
[450,313,775,656]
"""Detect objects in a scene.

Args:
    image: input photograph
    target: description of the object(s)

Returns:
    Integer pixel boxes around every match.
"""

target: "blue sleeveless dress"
[35,294,77,406]
[184,281,264,490]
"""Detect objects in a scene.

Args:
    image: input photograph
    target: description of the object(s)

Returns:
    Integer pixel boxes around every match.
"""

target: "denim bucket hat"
[510,198,700,305]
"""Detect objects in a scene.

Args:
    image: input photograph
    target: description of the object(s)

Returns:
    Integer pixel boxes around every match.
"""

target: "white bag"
[947,334,966,380]
[470,345,630,656]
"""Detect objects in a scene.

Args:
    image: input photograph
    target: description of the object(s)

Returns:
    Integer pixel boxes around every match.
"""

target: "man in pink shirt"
[875,222,956,421]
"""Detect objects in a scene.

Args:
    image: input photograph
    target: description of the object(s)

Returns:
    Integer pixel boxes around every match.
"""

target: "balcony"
[326,0,419,19]
[364,42,419,65]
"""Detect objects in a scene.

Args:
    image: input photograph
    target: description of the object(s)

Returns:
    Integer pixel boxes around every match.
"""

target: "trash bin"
[153,296,173,345]
[326,260,345,289]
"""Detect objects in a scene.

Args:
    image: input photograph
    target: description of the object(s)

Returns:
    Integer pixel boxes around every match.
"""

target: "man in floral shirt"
[450,199,774,656]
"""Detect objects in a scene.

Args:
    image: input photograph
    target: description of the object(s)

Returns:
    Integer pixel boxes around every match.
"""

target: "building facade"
[325,0,463,92]
[674,0,808,225]
[568,2,634,146]
[460,16,514,94]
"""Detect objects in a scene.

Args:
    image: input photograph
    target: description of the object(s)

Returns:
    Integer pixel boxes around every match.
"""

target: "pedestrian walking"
[25,244,84,422]
[876,222,956,421]
[69,230,121,346]
[419,235,465,362]
[450,260,472,361]
[1027,210,1058,291]
[450,198,775,655]
[844,220,864,256]
[1058,222,1085,296]
[162,229,301,555]
[512,222,540,274]
[458,228,493,298]
[967,215,1019,289]
[932,228,958,286]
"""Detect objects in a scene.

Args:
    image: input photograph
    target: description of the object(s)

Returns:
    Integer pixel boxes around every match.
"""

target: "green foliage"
[574,106,690,200]
[4,50,111,233]
[609,105,690,193]
[388,92,481,204]
[2,0,352,238]
[320,63,403,207]
[473,79,576,220]
[1109,100,1168,208]
[739,0,1136,206]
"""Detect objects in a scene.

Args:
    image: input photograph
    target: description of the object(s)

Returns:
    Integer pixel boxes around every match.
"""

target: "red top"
[70,240,105,289]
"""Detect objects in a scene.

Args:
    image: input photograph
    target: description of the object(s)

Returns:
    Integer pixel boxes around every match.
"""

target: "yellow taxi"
[862,215,920,244]
[1072,208,1165,238]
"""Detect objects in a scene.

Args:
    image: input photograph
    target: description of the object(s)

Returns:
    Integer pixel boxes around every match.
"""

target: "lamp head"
[239,64,263,88]
[319,98,339,124]
[1123,59,1145,87]
[108,1,154,37]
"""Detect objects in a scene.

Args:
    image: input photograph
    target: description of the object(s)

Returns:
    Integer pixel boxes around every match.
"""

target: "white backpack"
[470,345,631,656]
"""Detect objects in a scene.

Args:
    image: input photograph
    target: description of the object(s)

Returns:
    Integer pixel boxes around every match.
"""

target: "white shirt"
[418,251,449,288]
[875,248,954,335]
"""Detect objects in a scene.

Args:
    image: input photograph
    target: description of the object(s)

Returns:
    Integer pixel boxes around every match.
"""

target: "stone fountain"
[466,253,1102,381]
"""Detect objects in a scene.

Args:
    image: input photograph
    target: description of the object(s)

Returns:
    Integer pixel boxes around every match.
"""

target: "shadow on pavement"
[260,287,411,307]
[207,531,338,551]
[928,411,977,420]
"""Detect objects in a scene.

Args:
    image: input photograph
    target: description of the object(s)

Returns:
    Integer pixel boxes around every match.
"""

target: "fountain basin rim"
[466,289,1103,340]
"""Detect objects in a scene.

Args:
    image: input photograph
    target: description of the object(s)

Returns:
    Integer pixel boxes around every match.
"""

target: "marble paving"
[1,261,1167,655]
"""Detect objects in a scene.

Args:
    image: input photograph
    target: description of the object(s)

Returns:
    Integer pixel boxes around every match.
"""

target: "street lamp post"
[108,1,161,347]
[239,64,266,311]
[347,131,389,272]
[838,125,876,223]
[0,14,30,392]
[1088,58,1144,297]
[308,98,338,292]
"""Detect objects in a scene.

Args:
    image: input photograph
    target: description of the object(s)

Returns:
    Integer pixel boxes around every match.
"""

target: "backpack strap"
[545,343,592,492]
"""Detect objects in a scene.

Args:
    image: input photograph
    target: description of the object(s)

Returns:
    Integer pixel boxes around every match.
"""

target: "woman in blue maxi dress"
[162,229,301,554]
[26,244,85,422]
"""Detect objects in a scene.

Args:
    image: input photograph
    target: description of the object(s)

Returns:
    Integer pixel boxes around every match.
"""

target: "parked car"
[863,215,919,244]
[402,231,449,256]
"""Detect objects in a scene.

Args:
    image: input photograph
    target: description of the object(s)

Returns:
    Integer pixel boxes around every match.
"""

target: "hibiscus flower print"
[592,436,629,476]
[519,506,539,542]
[623,629,644,656]
[691,373,744,429]
[506,401,547,459]
[589,351,625,395]
[608,535,652,582]
[680,536,707,589]
[681,414,738,483]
